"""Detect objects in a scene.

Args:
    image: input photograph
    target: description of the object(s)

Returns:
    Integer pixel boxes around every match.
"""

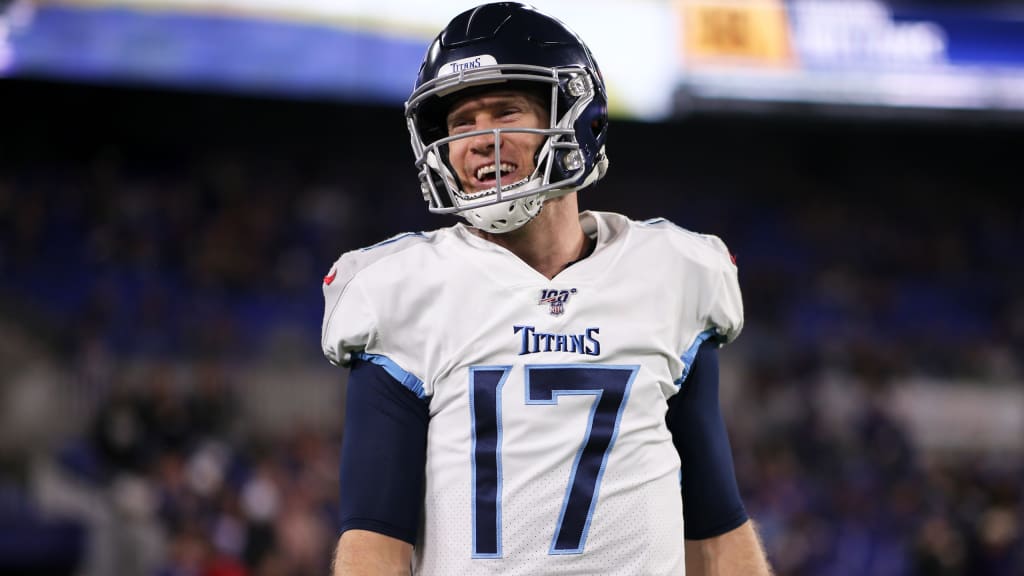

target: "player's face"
[445,90,547,195]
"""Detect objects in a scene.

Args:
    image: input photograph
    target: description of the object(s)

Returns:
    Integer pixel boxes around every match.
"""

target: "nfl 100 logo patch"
[538,288,577,316]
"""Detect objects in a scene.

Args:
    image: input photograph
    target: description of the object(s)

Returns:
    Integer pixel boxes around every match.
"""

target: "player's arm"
[332,358,428,576]
[335,530,411,576]
[684,520,772,576]
[667,340,772,576]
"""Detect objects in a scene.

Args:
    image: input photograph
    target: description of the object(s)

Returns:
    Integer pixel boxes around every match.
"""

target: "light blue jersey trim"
[674,328,719,388]
[354,352,426,400]
[524,364,639,555]
[469,366,512,559]
[359,232,426,252]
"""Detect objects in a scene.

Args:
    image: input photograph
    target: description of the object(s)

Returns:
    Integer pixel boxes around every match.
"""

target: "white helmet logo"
[437,54,499,78]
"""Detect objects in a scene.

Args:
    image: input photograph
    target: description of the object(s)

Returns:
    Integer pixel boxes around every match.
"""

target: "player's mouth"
[473,162,517,187]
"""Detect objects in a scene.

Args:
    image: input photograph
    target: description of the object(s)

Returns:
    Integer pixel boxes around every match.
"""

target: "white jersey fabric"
[322,211,743,575]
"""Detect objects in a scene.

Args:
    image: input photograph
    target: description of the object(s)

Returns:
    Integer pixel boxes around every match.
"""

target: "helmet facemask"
[407,64,603,234]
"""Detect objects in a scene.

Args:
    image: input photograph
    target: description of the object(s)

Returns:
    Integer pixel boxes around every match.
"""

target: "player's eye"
[448,118,474,134]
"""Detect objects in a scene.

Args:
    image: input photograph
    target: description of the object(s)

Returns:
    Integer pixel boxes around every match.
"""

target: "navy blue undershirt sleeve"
[666,339,749,540]
[338,358,429,545]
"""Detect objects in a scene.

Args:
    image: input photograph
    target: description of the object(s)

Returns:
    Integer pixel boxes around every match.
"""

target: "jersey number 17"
[469,364,638,558]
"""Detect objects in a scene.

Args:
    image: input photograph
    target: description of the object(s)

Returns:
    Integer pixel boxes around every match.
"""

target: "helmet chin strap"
[462,146,609,234]
[463,193,545,234]
[462,170,558,234]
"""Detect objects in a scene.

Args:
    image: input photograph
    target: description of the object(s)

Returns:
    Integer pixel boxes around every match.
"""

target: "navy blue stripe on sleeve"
[666,339,749,540]
[338,357,429,545]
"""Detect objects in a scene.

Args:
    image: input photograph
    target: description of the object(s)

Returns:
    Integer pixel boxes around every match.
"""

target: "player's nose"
[468,127,499,154]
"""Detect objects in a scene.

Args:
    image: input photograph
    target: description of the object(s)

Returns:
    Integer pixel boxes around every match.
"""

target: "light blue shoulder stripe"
[359,231,427,252]
[674,328,719,387]
[354,352,426,400]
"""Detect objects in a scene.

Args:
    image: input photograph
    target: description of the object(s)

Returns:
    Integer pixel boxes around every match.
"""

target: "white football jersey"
[322,211,743,575]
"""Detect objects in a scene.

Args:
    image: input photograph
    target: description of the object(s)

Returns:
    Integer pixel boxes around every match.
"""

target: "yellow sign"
[681,0,794,67]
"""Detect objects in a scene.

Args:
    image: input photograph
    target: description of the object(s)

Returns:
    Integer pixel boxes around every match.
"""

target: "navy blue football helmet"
[405,2,609,233]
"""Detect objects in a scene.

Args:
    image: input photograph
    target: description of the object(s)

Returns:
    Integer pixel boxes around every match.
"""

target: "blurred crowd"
[1,87,1023,575]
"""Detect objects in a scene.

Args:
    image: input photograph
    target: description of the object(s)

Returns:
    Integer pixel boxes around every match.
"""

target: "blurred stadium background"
[1,0,1022,575]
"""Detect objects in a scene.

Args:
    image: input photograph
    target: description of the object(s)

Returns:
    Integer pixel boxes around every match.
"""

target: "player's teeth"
[476,163,516,180]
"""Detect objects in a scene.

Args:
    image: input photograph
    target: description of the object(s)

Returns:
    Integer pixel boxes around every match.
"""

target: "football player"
[322,3,773,574]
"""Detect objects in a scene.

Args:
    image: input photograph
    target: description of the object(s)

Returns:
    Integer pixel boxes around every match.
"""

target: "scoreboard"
[682,0,794,66]
[674,0,1024,120]
[3,0,1024,121]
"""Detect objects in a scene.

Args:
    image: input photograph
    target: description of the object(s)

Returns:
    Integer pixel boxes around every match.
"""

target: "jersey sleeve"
[700,233,744,345]
[658,225,745,386]
[321,252,378,366]
[321,231,435,376]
